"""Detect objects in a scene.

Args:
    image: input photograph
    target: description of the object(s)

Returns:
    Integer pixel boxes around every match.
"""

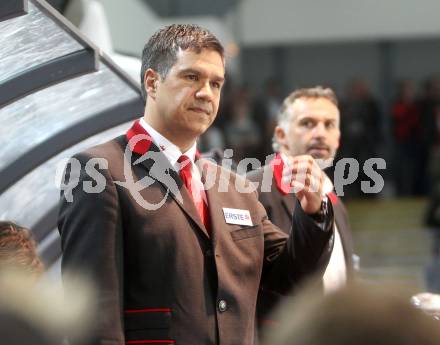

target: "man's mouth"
[188,107,210,115]
[309,145,328,151]
[307,145,330,157]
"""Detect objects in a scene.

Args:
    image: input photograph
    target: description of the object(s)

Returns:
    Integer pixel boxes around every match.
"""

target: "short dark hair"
[0,221,44,277]
[140,24,224,102]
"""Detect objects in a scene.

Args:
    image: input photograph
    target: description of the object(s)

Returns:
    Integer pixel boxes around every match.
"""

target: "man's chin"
[308,149,330,160]
[314,157,335,170]
[190,122,211,137]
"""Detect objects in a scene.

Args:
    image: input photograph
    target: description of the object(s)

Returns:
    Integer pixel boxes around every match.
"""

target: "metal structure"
[0,0,144,269]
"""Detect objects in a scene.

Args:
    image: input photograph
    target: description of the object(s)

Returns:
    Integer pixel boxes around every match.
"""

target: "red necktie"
[178,155,193,196]
[178,155,209,230]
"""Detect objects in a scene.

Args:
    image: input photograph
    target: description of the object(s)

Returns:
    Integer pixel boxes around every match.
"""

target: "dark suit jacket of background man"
[58,120,334,345]
[247,163,353,323]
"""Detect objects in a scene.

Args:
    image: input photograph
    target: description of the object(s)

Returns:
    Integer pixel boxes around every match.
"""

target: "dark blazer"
[58,125,333,345]
[248,164,354,269]
[247,165,354,325]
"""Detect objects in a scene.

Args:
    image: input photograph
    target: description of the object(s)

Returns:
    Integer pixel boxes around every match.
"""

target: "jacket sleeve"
[260,198,334,295]
[58,152,124,345]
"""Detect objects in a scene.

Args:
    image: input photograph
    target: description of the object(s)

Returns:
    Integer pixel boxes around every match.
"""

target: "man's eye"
[302,120,314,128]
[326,122,336,129]
[211,81,221,89]
[186,74,198,81]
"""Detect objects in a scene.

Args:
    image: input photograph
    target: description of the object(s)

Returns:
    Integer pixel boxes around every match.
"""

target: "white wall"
[237,0,440,46]
[99,0,159,56]
[99,0,236,59]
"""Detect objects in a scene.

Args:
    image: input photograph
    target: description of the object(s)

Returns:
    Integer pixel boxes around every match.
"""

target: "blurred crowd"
[2,220,440,345]
[0,221,93,345]
[201,76,440,199]
[390,78,440,198]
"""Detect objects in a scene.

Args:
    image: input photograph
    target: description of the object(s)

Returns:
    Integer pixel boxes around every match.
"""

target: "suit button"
[218,299,227,312]
[205,249,213,257]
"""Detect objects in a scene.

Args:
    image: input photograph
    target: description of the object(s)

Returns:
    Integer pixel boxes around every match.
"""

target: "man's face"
[150,49,225,144]
[276,97,340,160]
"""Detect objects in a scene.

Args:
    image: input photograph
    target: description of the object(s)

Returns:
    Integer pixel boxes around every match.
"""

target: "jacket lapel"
[330,195,353,266]
[125,120,209,239]
[150,153,208,234]
[199,158,240,246]
[281,192,296,218]
[270,173,296,218]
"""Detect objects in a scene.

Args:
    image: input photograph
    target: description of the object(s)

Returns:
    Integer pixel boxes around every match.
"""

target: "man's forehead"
[174,48,225,73]
[290,97,339,119]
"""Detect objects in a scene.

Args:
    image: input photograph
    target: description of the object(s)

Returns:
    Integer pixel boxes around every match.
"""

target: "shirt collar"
[323,173,334,195]
[139,117,197,170]
[279,152,290,166]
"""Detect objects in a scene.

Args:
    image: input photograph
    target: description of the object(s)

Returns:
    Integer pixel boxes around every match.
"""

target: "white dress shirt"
[322,176,347,293]
[279,153,347,292]
[139,118,207,205]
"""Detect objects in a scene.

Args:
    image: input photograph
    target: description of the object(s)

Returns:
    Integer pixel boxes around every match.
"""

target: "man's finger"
[291,180,306,194]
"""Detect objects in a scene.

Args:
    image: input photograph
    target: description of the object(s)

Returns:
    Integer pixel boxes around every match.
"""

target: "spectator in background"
[391,80,422,196]
[0,221,44,279]
[0,265,93,345]
[424,226,440,293]
[0,221,91,344]
[253,78,284,162]
[418,77,440,194]
[248,86,354,333]
[340,79,382,198]
[201,77,234,152]
[263,283,440,345]
[425,106,440,292]
[225,85,260,164]
[197,126,225,153]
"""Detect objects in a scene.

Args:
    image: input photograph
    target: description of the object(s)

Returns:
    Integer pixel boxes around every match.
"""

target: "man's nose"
[195,81,214,101]
[313,122,326,137]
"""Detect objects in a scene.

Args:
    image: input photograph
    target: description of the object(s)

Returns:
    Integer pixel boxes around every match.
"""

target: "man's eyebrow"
[297,115,314,121]
[179,68,225,82]
[213,75,225,83]
[178,68,201,75]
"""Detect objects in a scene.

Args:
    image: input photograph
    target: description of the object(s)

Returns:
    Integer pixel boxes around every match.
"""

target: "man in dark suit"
[58,25,334,345]
[248,86,355,326]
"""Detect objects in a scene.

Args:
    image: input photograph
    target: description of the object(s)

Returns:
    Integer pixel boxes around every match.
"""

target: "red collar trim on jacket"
[126,119,202,159]
[271,152,291,195]
[126,119,154,155]
[271,153,340,204]
[327,191,338,206]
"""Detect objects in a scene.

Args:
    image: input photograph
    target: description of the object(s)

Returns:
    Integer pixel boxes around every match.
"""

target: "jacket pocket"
[230,224,263,241]
[124,308,174,344]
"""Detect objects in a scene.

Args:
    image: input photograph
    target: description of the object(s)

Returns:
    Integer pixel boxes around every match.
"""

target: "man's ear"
[274,126,286,145]
[144,69,160,99]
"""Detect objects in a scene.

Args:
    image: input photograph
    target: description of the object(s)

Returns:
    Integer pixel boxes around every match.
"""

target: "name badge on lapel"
[222,208,253,226]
